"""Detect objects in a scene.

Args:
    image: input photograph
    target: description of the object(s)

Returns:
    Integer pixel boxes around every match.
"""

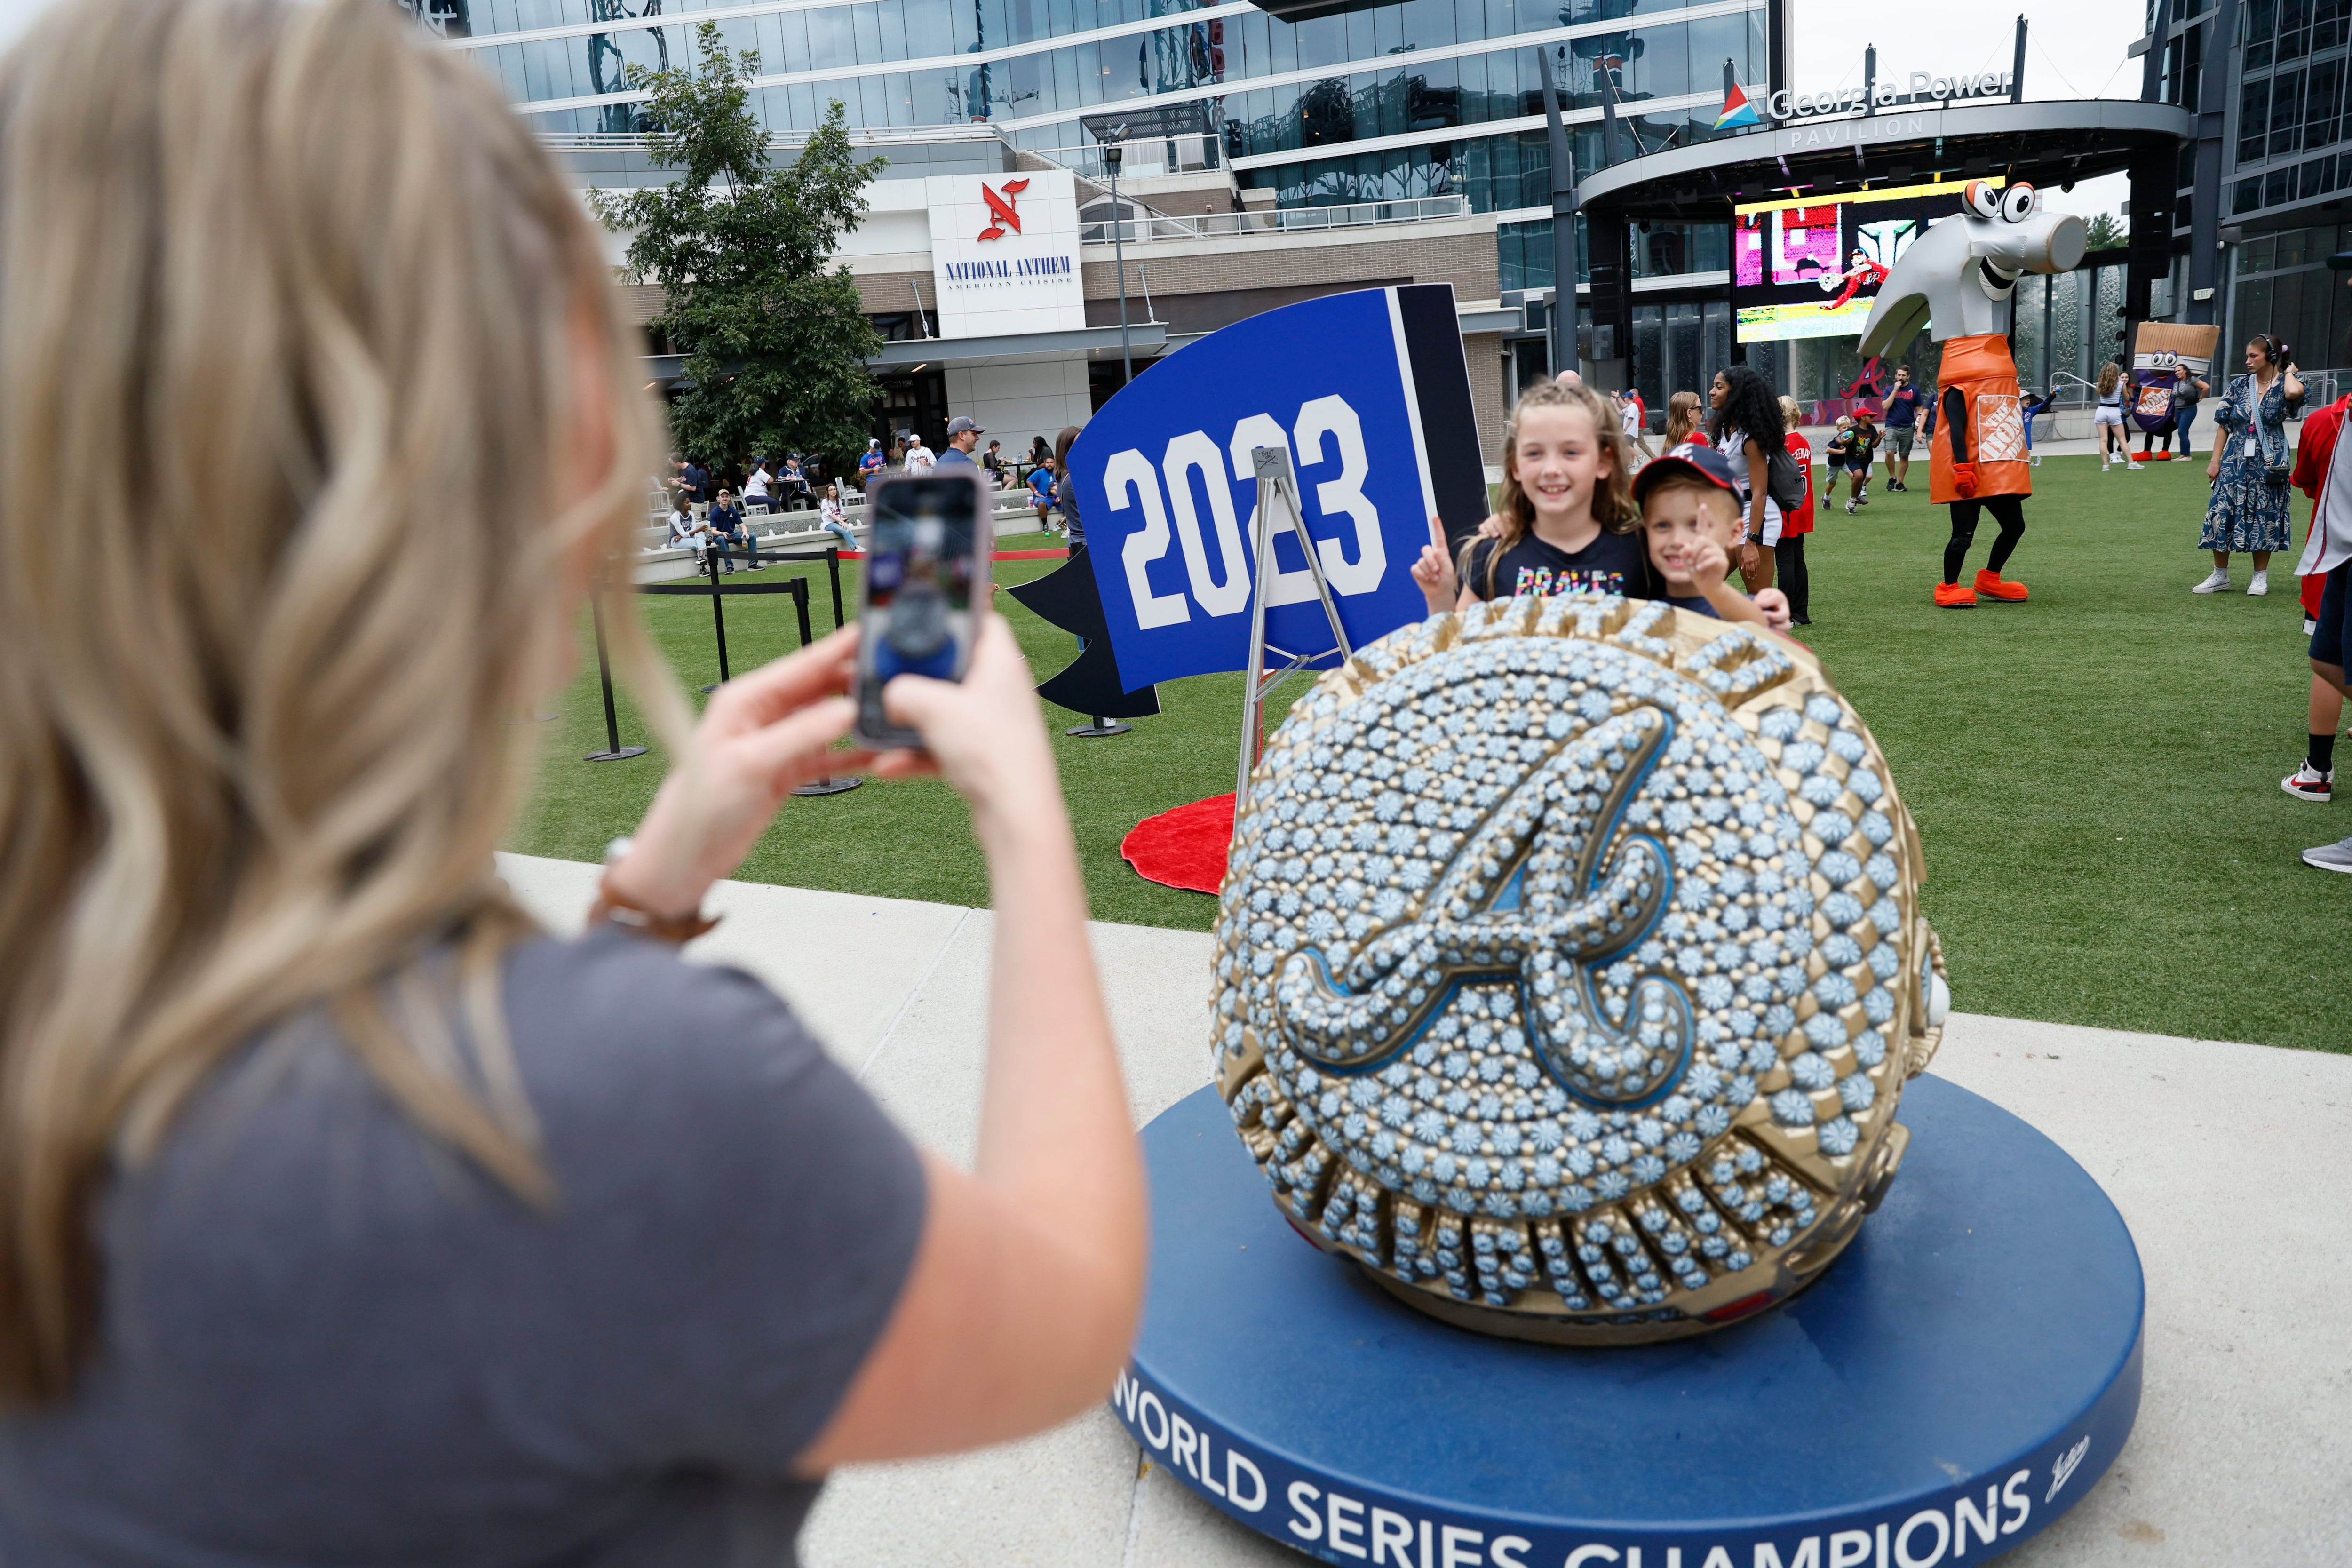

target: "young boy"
[1822,414,1856,478]
[1636,443,1787,629]
[1844,410,1879,512]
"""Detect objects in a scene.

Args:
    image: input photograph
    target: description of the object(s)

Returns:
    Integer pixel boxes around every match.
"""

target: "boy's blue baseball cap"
[1633,442,1741,504]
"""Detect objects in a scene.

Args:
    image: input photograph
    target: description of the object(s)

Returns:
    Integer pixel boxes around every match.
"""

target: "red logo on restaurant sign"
[977,178,1029,241]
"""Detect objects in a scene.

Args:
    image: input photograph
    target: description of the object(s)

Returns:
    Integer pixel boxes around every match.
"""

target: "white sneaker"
[2248,570,2270,596]
[2192,569,2231,594]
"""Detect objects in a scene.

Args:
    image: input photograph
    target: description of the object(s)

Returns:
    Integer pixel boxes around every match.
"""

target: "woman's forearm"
[970,794,1143,1253]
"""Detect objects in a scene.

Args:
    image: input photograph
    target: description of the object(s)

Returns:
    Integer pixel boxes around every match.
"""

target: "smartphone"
[854,467,991,749]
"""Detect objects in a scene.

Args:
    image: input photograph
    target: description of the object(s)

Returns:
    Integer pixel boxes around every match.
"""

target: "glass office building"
[413,0,1772,303]
[2148,0,2352,367]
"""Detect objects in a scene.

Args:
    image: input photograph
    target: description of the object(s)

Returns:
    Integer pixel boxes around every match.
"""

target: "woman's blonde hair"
[0,0,681,1402]
[2097,362,2122,397]
[1663,390,1703,447]
[1466,381,1636,596]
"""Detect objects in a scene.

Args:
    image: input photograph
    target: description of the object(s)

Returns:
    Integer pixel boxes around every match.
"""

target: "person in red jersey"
[1777,395,1815,626]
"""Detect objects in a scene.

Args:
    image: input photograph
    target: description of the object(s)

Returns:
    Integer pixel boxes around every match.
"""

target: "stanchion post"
[700,543,731,694]
[788,558,860,796]
[583,588,647,763]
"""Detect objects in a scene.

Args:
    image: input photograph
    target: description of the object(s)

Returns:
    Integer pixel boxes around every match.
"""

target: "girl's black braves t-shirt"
[1464,527,1658,601]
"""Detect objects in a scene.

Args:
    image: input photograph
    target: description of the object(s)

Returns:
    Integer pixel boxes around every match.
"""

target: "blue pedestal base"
[1113,1076,2142,1567]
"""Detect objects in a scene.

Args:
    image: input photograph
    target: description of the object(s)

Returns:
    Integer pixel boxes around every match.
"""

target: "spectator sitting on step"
[667,494,709,557]
[1029,461,1056,532]
[708,488,752,573]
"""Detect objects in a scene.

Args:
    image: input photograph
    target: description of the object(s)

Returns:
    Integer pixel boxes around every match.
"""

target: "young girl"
[2095,362,2137,470]
[1663,389,1703,448]
[1412,381,1649,610]
[1708,365,1786,593]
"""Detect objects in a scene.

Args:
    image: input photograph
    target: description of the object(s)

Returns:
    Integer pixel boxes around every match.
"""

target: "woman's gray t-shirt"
[0,926,926,1566]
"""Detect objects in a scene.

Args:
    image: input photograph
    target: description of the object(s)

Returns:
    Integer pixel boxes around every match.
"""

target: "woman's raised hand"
[875,612,1059,835]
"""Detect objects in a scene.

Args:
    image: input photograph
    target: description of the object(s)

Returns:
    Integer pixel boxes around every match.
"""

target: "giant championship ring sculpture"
[1213,596,1951,1343]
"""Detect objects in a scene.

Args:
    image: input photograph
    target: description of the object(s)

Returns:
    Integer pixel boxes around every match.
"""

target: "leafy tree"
[594,25,882,471]
[2082,212,2126,251]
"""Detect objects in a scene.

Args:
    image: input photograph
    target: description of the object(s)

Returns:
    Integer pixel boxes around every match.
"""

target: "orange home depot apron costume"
[1853,180,2086,606]
[1928,334,2031,505]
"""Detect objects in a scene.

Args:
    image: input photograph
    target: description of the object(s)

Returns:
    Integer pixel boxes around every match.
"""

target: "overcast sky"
[0,0,2145,214]
[1790,0,2147,221]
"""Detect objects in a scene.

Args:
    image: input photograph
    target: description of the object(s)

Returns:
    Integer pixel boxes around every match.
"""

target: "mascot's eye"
[1964,181,2001,219]
[2001,183,2037,223]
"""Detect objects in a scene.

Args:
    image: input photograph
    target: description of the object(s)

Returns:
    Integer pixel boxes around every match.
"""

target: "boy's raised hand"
[1686,534,1732,586]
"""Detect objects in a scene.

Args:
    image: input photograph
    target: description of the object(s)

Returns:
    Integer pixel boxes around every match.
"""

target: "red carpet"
[1121,793,1236,894]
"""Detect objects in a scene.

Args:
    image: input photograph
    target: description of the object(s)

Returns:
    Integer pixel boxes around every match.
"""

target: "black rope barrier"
[594,541,860,795]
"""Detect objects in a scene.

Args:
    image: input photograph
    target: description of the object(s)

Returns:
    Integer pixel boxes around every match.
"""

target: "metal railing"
[1031,132,1225,182]
[1079,192,1470,245]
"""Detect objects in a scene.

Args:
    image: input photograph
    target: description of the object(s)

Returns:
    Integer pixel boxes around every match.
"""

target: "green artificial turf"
[507,470,2352,1053]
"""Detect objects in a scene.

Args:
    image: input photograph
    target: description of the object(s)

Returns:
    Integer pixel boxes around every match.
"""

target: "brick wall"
[1463,331,1507,471]
[853,271,934,315]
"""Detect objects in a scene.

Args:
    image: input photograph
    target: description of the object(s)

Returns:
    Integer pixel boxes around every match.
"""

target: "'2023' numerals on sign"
[1103,396,1387,628]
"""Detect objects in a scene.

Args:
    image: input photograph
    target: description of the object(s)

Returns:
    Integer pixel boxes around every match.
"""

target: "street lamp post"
[1104,131,1134,389]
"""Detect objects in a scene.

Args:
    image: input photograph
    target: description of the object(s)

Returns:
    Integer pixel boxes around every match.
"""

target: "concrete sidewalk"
[497,852,2352,1568]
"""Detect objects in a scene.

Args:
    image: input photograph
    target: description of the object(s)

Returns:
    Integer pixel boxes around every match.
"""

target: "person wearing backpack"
[1707,366,1789,595]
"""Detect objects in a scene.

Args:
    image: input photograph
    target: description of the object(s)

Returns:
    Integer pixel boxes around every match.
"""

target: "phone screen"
[857,474,982,747]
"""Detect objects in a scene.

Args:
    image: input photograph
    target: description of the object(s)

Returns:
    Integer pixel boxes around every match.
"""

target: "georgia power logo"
[977,178,1029,242]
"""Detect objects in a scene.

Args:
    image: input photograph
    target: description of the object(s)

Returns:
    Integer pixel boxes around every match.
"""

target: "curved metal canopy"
[1576,97,2193,220]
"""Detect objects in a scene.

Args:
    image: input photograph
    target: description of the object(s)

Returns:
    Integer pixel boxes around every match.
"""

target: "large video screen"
[1732,180,1988,344]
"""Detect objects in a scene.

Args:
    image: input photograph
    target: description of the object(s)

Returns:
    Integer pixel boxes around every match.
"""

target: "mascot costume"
[1858,182,2085,607]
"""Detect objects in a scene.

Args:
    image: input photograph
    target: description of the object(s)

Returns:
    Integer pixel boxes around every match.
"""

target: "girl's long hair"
[2097,362,2122,396]
[1708,366,1785,451]
[1052,424,1082,478]
[1663,390,1703,447]
[1465,381,1635,597]
[0,0,683,1403]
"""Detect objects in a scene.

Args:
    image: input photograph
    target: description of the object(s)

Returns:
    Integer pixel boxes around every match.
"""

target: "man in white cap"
[938,414,984,467]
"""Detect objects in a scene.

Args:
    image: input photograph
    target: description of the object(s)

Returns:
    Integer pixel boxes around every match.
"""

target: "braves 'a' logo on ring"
[1272,707,1691,1106]
[977,178,1029,241]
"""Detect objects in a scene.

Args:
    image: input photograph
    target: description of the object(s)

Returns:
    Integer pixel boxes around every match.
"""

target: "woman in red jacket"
[1777,395,1815,625]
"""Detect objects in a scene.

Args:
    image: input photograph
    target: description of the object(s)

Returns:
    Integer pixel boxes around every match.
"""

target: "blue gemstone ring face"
[1213,596,1949,1343]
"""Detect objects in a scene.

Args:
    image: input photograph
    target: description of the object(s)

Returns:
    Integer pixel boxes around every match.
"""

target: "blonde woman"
[0,1,1144,1559]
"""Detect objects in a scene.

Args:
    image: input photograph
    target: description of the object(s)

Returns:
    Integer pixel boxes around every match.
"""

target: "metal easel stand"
[1235,446,1351,810]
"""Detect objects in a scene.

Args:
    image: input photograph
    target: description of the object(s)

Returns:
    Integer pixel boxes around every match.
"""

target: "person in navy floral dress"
[2197,335,2305,596]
